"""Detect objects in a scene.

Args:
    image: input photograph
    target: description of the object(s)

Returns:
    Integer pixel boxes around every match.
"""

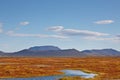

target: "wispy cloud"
[0,22,3,33]
[48,26,109,37]
[20,21,30,26]
[5,25,117,42]
[48,26,64,32]
[61,29,109,36]
[6,31,68,39]
[116,35,120,37]
[47,26,120,42]
[94,20,114,24]
[84,36,120,42]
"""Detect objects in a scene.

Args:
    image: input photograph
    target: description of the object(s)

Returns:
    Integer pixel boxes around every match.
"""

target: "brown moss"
[0,57,120,79]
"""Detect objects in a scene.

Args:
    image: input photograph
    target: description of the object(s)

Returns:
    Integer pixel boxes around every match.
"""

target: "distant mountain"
[0,51,5,57]
[0,51,4,54]
[29,46,61,51]
[81,49,120,57]
[0,46,120,57]
[10,49,83,57]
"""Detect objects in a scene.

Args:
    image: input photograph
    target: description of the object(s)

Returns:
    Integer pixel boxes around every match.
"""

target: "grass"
[0,57,120,79]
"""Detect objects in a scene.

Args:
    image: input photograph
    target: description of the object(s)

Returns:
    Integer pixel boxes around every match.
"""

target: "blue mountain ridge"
[0,46,120,57]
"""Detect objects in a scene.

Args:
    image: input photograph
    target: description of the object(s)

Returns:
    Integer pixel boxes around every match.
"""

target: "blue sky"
[0,0,120,52]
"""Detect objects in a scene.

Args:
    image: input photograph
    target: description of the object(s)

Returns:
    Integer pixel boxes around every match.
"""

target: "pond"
[0,69,97,80]
[61,69,97,78]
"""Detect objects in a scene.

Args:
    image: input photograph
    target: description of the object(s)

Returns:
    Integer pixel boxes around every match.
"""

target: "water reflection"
[0,69,97,80]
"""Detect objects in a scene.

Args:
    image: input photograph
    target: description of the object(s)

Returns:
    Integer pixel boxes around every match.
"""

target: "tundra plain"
[0,57,120,80]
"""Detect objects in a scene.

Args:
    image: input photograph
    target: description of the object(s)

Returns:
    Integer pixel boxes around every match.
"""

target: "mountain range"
[0,46,120,57]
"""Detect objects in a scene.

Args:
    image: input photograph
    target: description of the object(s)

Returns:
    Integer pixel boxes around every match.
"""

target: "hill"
[0,46,120,57]
[81,49,120,57]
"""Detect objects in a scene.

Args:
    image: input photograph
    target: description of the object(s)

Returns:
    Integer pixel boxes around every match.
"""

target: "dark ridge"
[0,46,120,57]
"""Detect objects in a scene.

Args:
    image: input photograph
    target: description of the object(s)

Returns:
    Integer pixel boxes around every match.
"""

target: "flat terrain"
[0,57,120,79]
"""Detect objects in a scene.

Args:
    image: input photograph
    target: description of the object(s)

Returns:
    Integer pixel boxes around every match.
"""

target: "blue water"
[0,70,97,80]
[0,75,63,80]
[61,70,97,78]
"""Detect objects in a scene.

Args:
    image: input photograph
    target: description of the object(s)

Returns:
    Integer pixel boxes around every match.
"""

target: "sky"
[0,0,120,52]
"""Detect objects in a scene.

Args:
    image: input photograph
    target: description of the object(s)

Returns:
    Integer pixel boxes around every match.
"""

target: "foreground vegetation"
[0,57,120,79]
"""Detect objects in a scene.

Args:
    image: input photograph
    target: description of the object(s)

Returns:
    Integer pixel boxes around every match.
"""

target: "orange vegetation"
[0,57,120,79]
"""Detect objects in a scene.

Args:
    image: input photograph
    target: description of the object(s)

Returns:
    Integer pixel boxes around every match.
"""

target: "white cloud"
[61,29,109,37]
[49,35,68,39]
[84,36,110,41]
[84,36,120,42]
[116,35,120,37]
[94,20,114,24]
[48,26,109,37]
[20,21,29,26]
[6,31,68,39]
[0,23,3,33]
[48,26,64,32]
[6,26,111,40]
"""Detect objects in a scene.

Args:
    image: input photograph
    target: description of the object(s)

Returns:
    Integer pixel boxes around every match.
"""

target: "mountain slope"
[29,46,61,51]
[0,46,120,57]
[11,49,83,57]
[81,49,120,56]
